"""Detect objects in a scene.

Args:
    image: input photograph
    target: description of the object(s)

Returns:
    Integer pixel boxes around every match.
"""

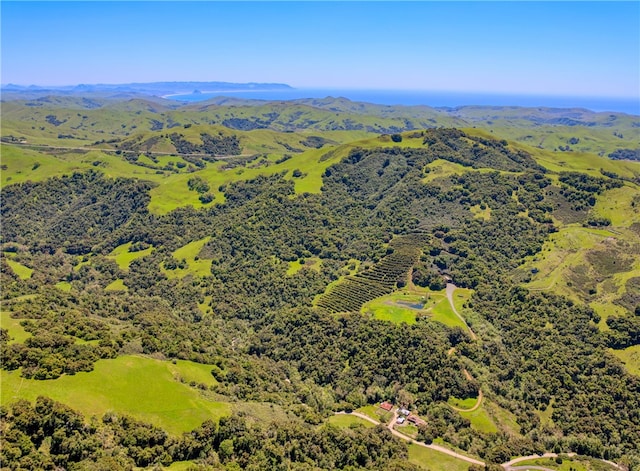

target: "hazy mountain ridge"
[2,94,638,158]
[0,81,293,100]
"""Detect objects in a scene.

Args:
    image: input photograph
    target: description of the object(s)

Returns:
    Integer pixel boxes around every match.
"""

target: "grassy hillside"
[2,100,640,469]
[0,355,229,435]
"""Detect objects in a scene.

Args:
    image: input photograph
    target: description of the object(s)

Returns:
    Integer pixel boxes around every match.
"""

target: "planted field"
[0,355,230,435]
[317,234,427,313]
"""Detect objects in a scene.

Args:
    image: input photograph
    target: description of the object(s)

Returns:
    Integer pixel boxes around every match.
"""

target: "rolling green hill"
[1,97,640,470]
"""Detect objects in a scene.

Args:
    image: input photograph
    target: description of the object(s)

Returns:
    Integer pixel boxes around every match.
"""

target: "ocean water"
[167,89,639,115]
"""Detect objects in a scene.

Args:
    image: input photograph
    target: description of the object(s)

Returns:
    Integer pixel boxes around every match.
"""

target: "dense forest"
[2,126,640,470]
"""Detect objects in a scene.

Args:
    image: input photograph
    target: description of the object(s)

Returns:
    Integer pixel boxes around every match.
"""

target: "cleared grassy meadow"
[361,287,472,329]
[326,414,375,429]
[0,355,230,435]
[162,237,212,279]
[611,345,640,377]
[109,242,155,270]
[5,259,33,280]
[408,444,470,471]
[0,311,32,344]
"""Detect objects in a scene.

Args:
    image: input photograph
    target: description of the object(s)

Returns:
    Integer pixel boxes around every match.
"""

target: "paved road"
[337,411,485,467]
[446,283,476,340]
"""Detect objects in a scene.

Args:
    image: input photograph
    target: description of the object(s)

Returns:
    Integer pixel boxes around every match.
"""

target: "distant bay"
[167,89,639,115]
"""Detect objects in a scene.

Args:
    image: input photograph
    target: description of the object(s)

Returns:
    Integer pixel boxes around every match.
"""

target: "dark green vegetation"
[1,396,411,470]
[1,96,640,470]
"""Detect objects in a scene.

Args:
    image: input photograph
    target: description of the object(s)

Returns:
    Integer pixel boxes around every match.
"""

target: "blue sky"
[2,1,639,98]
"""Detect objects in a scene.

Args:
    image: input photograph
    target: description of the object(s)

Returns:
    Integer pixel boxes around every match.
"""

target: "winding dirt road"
[446,283,476,340]
[448,387,483,413]
[503,452,623,471]
[336,411,485,467]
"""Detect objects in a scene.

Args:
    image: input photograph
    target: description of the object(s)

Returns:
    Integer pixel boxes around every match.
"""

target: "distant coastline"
[160,89,289,99]
[167,89,640,115]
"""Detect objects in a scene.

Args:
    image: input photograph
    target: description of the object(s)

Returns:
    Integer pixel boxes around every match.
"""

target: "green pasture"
[0,355,230,435]
[422,159,492,184]
[108,242,155,270]
[5,259,33,280]
[459,406,498,434]
[514,142,640,180]
[408,444,471,471]
[447,396,478,410]
[287,257,322,276]
[0,145,170,186]
[105,279,128,291]
[362,292,422,325]
[0,311,32,344]
[465,123,640,165]
[231,401,297,425]
[511,455,620,471]
[326,414,375,429]
[146,143,349,214]
[362,288,470,330]
[522,223,639,324]
[55,281,72,292]
[161,461,198,470]
[163,237,212,279]
[485,400,521,435]
[470,204,491,220]
[523,225,615,295]
[395,423,419,438]
[593,184,640,227]
[611,345,640,377]
[355,405,391,424]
